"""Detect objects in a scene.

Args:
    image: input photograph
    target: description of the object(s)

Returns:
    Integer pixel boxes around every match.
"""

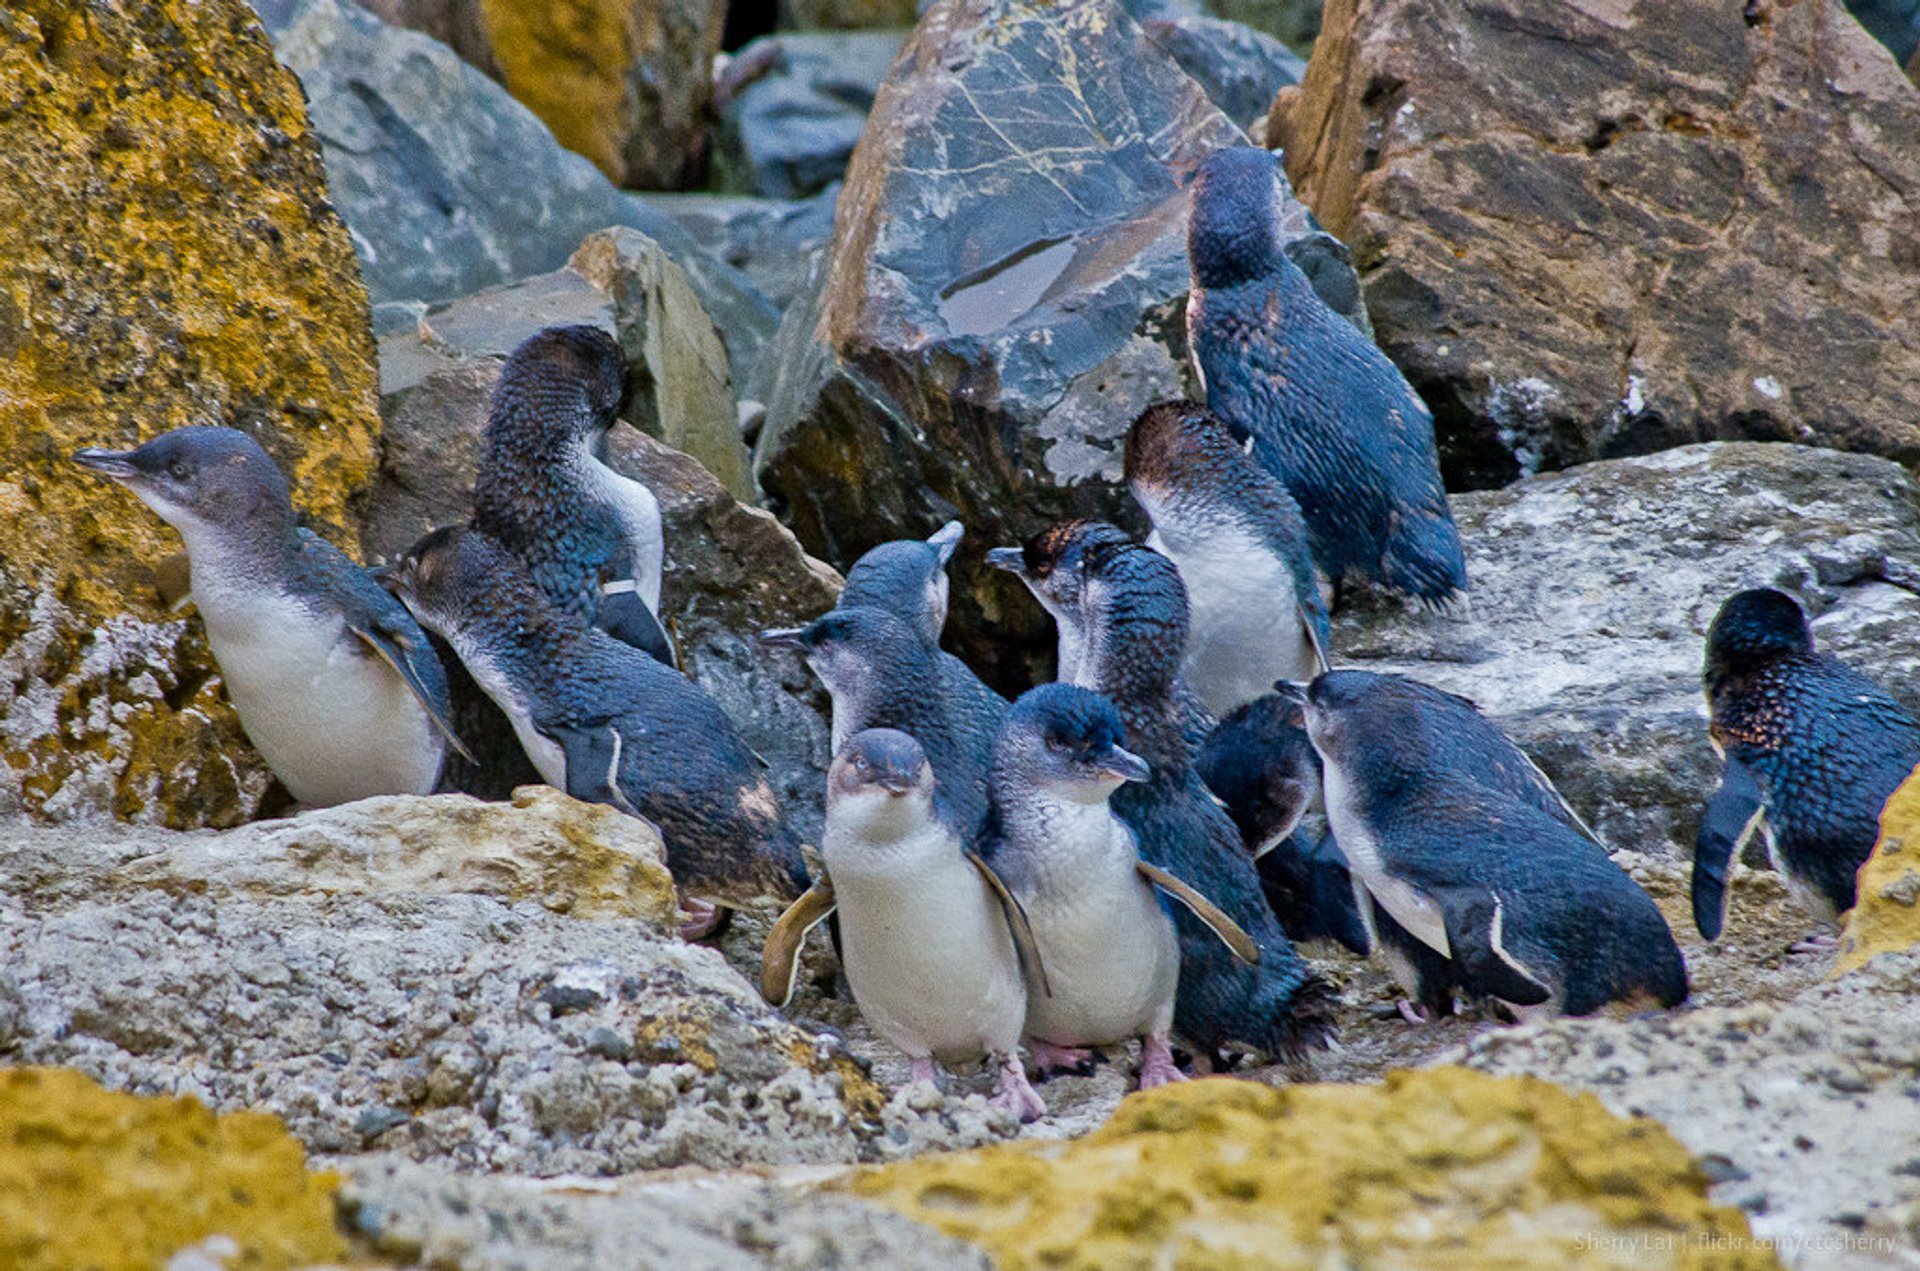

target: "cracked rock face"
[1338,442,1920,856]
[754,0,1364,679]
[1270,0,1920,488]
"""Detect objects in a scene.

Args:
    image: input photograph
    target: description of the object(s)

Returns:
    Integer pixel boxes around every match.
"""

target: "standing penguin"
[1694,588,1920,940]
[982,684,1258,1088]
[1300,670,1687,1018]
[839,522,1009,772]
[387,526,808,920]
[1186,146,1466,605]
[74,427,465,807]
[760,605,993,836]
[762,728,1048,1122]
[989,521,1333,1063]
[1126,400,1330,716]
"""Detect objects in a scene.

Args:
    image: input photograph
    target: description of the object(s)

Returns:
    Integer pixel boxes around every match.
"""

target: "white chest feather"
[1320,761,1451,959]
[443,639,568,789]
[584,456,664,612]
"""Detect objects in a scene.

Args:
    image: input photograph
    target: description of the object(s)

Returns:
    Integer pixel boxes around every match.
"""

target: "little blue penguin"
[839,521,1009,774]
[1126,400,1331,716]
[981,684,1257,1089]
[989,521,1333,1063]
[1187,146,1466,604]
[387,525,808,913]
[1694,587,1920,939]
[471,324,673,663]
[761,728,1048,1122]
[1299,670,1687,1018]
[760,605,992,836]
[74,426,464,808]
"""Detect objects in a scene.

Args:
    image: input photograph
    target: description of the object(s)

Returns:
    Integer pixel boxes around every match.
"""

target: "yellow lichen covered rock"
[0,1067,349,1270]
[1836,763,1920,975]
[0,0,382,827]
[843,1069,1779,1270]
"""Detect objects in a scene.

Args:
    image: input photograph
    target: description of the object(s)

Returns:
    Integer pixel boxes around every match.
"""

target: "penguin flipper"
[1299,600,1333,676]
[761,880,837,1007]
[1693,757,1765,942]
[347,618,477,765]
[1136,861,1260,965]
[597,584,677,667]
[1438,889,1551,1007]
[967,851,1052,999]
[544,723,641,817]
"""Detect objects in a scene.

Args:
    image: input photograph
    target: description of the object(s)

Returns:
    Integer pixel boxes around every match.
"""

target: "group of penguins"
[70,147,1920,1123]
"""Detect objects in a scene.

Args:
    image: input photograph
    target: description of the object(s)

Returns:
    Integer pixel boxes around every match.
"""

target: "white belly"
[1156,525,1314,717]
[826,828,1028,1064]
[441,640,568,790]
[200,593,443,807]
[586,456,664,612]
[1021,848,1179,1047]
[1321,762,1451,959]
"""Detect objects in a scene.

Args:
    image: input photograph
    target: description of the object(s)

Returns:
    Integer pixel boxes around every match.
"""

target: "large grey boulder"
[714,32,906,200]
[1340,442,1920,855]
[641,188,842,314]
[256,0,777,385]
[1143,14,1306,127]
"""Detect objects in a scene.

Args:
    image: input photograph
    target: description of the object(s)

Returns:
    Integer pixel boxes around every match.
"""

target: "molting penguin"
[1694,587,1920,940]
[760,605,992,836]
[1299,670,1687,1018]
[471,324,672,663]
[388,526,808,915]
[74,426,464,807]
[989,521,1333,1062]
[1186,146,1466,605]
[1126,400,1330,716]
[762,728,1048,1122]
[839,521,1009,770]
[982,684,1257,1089]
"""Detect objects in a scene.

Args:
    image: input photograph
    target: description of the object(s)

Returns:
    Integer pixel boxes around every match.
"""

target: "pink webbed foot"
[908,1057,940,1087]
[1397,999,1433,1025]
[1136,1032,1186,1090]
[1789,931,1840,956]
[990,1051,1047,1124]
[678,896,732,942]
[1027,1039,1099,1078]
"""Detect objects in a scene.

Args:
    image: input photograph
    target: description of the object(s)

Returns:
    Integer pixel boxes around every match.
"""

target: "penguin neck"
[988,772,1130,889]
[171,510,303,613]
[474,413,600,526]
[438,584,592,709]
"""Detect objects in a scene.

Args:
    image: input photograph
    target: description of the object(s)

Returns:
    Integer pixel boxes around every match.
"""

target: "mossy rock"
[0,0,382,827]
[0,1066,349,1269]
[1836,762,1920,975]
[843,1068,1780,1269]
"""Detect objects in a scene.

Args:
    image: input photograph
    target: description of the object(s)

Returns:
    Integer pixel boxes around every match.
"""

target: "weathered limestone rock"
[1270,0,1920,488]
[259,0,778,382]
[0,1067,348,1270]
[0,0,383,828]
[845,1069,1777,1269]
[756,0,1362,674]
[714,32,904,200]
[1340,443,1920,857]
[364,0,728,190]
[1837,767,1920,974]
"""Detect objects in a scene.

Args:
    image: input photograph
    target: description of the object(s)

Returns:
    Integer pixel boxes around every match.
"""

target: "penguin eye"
[167,459,190,480]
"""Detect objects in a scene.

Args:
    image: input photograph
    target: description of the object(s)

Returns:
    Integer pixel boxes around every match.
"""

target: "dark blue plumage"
[992,521,1333,1061]
[1303,670,1686,1016]
[391,526,808,907]
[1186,146,1466,604]
[1696,588,1920,937]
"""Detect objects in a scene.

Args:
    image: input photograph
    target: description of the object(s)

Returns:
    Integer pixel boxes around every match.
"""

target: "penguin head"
[73,425,293,544]
[986,519,1118,636]
[1125,399,1246,496]
[828,727,938,837]
[760,605,923,700]
[1002,683,1151,804]
[1706,588,1814,679]
[385,525,532,639]
[840,521,963,646]
[487,324,629,457]
[1187,146,1290,289]
[1195,692,1321,854]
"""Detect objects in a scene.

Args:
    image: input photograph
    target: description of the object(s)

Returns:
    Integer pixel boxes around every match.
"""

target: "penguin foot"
[989,1052,1046,1124]
[677,897,733,942]
[1396,999,1433,1025]
[1788,931,1840,956]
[909,1057,941,1088]
[1136,1033,1186,1090]
[1027,1039,1100,1078]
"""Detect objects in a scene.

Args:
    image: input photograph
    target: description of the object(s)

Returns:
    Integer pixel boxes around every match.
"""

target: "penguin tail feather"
[1263,968,1340,1060]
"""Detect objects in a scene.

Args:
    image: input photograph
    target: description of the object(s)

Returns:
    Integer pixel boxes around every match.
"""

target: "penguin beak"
[1101,745,1152,784]
[1270,680,1309,706]
[72,448,141,482]
[758,626,809,652]
[927,520,964,567]
[875,770,917,795]
[984,547,1026,576]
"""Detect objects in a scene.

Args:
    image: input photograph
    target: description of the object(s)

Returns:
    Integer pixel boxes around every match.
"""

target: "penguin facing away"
[1695,587,1920,939]
[1126,399,1331,717]
[387,525,808,912]
[1298,670,1687,1018]
[982,684,1258,1089]
[989,520,1334,1063]
[73,426,466,808]
[761,728,1049,1123]
[1186,145,1466,605]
